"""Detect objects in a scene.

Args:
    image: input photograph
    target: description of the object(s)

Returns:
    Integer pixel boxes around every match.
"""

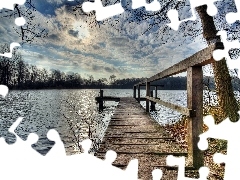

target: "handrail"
[132,42,223,169]
[134,42,223,86]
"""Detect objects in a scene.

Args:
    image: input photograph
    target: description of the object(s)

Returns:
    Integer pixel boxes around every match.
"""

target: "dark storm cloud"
[47,34,60,41]
[104,66,115,73]
[68,30,79,38]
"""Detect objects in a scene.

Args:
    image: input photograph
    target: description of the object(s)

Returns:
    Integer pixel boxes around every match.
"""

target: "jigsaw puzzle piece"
[0,1,26,58]
[82,0,124,21]
[0,85,9,98]
[63,139,139,180]
[166,155,209,180]
[0,85,18,144]
[198,115,237,150]
[0,117,54,180]
[132,0,161,11]
[30,134,55,155]
[0,0,26,10]
[212,30,240,77]
[167,0,220,30]
[0,117,39,159]
[0,42,21,58]
[198,113,240,179]
[226,0,240,24]
[152,169,163,180]
[213,151,239,180]
[15,16,26,26]
[45,129,66,157]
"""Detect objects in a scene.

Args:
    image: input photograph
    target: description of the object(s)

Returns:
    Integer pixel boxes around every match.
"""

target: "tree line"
[1,45,239,90]
[0,45,144,89]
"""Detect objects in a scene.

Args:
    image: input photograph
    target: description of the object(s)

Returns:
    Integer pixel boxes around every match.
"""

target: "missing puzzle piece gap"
[212,30,240,77]
[132,0,161,11]
[226,0,240,24]
[166,155,209,180]
[0,0,26,10]
[0,42,21,58]
[0,85,9,98]
[167,0,220,31]
[82,0,124,21]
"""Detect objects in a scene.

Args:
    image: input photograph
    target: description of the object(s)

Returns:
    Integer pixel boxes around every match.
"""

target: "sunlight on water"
[0,89,118,155]
[0,89,239,155]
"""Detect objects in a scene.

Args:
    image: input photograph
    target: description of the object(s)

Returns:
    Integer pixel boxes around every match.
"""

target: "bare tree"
[109,74,116,83]
[196,5,239,122]
[0,0,48,45]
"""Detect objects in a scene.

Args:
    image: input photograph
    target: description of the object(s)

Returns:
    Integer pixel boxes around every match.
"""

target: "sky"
[0,0,239,80]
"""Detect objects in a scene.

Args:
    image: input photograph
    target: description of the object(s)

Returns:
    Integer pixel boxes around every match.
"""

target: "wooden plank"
[103,136,174,140]
[97,151,187,156]
[187,66,203,168]
[146,96,195,117]
[95,96,120,102]
[156,166,197,170]
[96,97,186,179]
[134,42,222,86]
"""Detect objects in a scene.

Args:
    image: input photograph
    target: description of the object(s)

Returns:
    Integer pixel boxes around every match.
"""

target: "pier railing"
[133,42,223,168]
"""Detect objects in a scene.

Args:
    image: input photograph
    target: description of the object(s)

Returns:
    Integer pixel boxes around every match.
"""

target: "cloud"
[68,29,79,38]
[1,0,224,80]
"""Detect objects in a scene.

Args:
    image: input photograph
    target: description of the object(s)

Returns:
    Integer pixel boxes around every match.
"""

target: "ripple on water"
[1,89,239,155]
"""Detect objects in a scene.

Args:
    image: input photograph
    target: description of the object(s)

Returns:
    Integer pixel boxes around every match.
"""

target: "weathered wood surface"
[134,42,223,86]
[95,97,187,180]
[145,96,194,117]
[95,96,120,102]
[187,66,203,168]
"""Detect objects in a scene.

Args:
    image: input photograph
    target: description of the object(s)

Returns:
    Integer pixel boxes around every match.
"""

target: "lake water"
[0,89,239,155]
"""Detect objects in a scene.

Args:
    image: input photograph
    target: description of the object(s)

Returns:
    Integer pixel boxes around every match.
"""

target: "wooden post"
[100,89,103,98]
[155,86,158,99]
[146,81,150,112]
[150,90,156,111]
[187,66,203,168]
[133,86,136,98]
[99,90,104,111]
[138,85,141,103]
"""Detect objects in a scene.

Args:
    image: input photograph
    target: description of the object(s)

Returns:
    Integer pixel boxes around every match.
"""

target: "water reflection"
[0,89,239,155]
[0,89,117,155]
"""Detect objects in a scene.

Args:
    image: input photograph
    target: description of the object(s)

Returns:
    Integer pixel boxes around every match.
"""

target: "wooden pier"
[94,42,224,179]
[95,97,186,179]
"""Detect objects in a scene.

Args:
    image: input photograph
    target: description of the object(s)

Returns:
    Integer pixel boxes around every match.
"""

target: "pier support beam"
[133,86,137,98]
[187,66,203,168]
[138,85,141,103]
[155,86,158,99]
[146,81,150,112]
[150,90,156,111]
[99,90,104,111]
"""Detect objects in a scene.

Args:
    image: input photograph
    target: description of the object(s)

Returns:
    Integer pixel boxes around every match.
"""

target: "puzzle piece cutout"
[131,0,161,12]
[0,117,139,179]
[152,169,163,180]
[198,112,240,180]
[0,42,21,58]
[226,0,240,24]
[82,0,162,21]
[0,85,9,98]
[0,85,18,144]
[0,84,55,154]
[167,0,220,30]
[82,0,124,21]
[212,30,240,77]
[0,1,26,58]
[166,155,209,180]
[0,0,26,10]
